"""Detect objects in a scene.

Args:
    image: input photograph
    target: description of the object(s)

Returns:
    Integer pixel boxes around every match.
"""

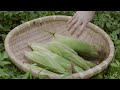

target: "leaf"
[110,32,118,41]
[0,43,4,52]
[29,72,33,79]
[0,61,11,67]
[115,60,120,66]
[1,51,8,60]
[0,52,2,59]
[115,40,120,46]
[110,63,118,68]
[22,72,30,79]
[0,25,6,31]
[115,46,120,60]
[0,34,6,41]
[0,69,9,78]
[106,23,111,28]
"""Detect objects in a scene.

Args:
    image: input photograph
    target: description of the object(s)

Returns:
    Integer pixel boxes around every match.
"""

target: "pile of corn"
[24,34,99,78]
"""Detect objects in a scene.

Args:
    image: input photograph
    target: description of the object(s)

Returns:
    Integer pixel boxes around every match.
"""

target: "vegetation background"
[0,11,120,79]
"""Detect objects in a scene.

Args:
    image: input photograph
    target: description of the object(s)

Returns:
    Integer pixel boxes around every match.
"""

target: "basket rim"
[4,15,115,79]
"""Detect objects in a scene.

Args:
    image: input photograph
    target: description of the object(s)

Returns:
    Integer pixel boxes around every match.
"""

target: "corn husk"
[54,34,99,60]
[45,41,91,70]
[25,51,67,74]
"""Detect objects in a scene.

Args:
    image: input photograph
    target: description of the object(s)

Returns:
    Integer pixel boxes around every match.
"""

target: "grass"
[0,11,120,79]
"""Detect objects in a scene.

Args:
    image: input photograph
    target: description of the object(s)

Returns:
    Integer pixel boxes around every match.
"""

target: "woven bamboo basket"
[5,15,115,79]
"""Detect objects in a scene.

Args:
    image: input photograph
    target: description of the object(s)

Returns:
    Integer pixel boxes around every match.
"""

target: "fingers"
[67,15,75,24]
[77,22,88,37]
[70,20,82,35]
[67,17,78,31]
[67,13,77,24]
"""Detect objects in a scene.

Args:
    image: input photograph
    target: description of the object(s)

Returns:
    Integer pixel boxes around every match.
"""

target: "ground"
[0,11,120,79]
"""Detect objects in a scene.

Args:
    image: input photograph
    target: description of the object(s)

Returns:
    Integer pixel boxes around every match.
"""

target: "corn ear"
[28,42,51,53]
[73,65,84,73]
[24,51,67,74]
[45,41,91,70]
[25,63,60,79]
[84,60,96,68]
[54,34,99,60]
[29,43,73,72]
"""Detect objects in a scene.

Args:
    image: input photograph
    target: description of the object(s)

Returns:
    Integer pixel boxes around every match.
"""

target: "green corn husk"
[28,42,51,53]
[29,43,73,72]
[29,42,78,55]
[25,63,60,79]
[29,42,89,70]
[54,34,99,60]
[73,65,84,73]
[24,51,67,74]
[29,42,95,72]
[29,42,96,70]
[84,60,96,68]
[45,41,91,70]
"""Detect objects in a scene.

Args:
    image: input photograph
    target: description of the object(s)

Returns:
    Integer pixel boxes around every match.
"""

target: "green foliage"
[0,11,120,79]
[92,11,120,79]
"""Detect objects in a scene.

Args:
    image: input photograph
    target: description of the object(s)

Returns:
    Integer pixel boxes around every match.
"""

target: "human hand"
[67,11,95,36]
